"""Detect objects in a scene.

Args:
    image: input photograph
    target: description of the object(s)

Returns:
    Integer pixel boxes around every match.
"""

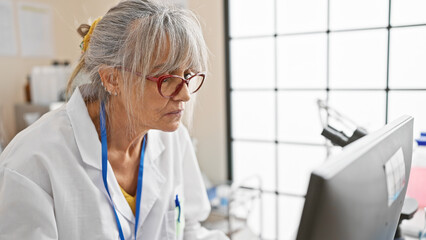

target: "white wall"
[188,0,227,184]
[0,0,227,184]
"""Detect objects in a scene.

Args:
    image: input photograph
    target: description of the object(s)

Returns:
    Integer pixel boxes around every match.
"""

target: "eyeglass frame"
[116,67,206,98]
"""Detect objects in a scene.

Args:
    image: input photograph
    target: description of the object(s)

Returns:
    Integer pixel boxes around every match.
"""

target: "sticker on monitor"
[384,148,406,206]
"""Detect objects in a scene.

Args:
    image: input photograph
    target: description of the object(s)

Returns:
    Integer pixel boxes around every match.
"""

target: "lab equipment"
[297,115,413,240]
[228,176,262,238]
[204,176,262,239]
[317,99,368,147]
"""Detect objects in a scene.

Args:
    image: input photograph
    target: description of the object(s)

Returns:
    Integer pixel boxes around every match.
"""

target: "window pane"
[278,144,327,195]
[391,0,426,26]
[389,27,426,89]
[388,91,426,137]
[233,141,276,191]
[278,91,327,143]
[329,30,388,89]
[329,0,388,30]
[246,193,276,239]
[231,38,275,89]
[328,91,386,133]
[276,0,327,34]
[278,196,305,240]
[277,34,327,89]
[229,0,274,37]
[232,91,275,140]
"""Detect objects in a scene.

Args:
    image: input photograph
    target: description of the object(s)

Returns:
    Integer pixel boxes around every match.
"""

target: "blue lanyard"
[100,102,146,240]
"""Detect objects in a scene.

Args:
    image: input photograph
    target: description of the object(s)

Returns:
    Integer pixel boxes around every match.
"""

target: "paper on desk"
[385,148,406,206]
[0,0,18,56]
[17,2,53,57]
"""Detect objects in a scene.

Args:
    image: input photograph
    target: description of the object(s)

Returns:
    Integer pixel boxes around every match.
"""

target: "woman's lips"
[166,109,183,116]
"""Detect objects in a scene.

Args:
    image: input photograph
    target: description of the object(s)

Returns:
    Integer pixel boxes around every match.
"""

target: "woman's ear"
[98,66,120,96]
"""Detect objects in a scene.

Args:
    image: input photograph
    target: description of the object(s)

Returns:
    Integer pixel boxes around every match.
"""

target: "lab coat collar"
[66,87,101,170]
[66,88,167,227]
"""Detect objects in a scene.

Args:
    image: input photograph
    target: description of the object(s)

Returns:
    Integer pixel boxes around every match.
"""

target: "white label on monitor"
[384,148,406,206]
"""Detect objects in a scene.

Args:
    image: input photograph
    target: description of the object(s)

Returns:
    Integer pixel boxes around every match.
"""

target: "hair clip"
[81,17,103,53]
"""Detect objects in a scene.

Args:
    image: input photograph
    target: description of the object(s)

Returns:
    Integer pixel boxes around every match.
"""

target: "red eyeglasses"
[117,67,205,98]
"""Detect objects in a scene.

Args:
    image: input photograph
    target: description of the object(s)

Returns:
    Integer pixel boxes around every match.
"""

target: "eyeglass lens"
[160,75,204,97]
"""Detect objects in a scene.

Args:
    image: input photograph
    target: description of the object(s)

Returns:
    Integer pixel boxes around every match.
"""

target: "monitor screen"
[296,115,414,240]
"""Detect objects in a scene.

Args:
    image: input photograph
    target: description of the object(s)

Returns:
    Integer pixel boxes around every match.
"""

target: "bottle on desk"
[407,133,426,209]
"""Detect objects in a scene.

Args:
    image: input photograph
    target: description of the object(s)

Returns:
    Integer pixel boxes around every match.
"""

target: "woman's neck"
[86,99,148,195]
[86,100,147,163]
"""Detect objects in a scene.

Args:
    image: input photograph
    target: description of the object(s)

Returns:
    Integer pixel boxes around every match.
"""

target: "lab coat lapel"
[137,130,166,228]
[67,88,136,222]
[111,130,167,229]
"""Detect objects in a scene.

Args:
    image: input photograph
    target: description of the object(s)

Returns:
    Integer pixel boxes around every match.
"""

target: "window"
[225,0,426,239]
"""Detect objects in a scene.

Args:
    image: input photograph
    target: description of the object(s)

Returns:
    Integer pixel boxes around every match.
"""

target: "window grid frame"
[224,0,425,239]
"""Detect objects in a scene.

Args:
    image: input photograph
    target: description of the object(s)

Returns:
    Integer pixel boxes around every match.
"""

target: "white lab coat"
[0,88,228,240]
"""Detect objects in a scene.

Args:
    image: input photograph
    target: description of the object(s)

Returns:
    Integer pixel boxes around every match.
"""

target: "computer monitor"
[296,115,414,240]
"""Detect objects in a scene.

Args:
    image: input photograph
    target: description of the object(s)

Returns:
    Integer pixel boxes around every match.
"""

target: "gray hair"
[68,0,208,133]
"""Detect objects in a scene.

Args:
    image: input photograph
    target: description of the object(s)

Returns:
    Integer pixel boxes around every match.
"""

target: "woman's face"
[124,66,192,133]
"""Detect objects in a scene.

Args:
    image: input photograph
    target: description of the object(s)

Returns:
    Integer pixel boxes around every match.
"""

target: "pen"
[175,194,181,223]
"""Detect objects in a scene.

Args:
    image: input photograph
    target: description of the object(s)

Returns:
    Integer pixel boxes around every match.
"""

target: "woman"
[0,1,228,239]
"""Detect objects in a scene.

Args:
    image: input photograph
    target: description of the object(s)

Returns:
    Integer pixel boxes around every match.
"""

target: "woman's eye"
[184,73,194,79]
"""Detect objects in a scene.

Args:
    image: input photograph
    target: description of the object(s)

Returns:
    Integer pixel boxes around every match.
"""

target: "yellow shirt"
[119,186,136,215]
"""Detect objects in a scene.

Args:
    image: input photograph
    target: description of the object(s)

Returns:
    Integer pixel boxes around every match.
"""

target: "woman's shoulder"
[0,106,77,195]
[12,105,72,143]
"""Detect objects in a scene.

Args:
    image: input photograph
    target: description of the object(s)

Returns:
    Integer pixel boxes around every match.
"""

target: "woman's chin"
[161,122,181,132]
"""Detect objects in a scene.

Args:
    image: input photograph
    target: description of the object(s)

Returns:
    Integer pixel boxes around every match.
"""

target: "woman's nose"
[172,82,191,102]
